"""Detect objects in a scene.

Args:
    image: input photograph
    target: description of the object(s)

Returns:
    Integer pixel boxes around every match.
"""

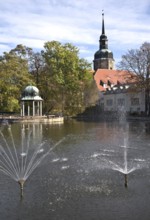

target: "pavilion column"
[37,101,40,116]
[40,101,42,116]
[21,102,22,116]
[22,101,25,117]
[33,101,35,116]
[28,103,30,116]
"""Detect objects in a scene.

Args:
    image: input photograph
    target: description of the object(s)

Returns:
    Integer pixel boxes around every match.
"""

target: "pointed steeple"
[93,11,115,71]
[99,11,108,50]
[102,10,105,35]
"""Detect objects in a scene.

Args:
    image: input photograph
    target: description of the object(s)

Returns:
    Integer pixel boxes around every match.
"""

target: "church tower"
[93,12,115,72]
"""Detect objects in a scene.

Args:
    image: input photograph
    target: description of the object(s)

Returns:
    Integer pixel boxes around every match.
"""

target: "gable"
[94,69,136,91]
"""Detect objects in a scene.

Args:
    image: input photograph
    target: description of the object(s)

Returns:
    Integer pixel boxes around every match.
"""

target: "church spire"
[102,10,105,35]
[99,11,108,50]
[93,11,115,71]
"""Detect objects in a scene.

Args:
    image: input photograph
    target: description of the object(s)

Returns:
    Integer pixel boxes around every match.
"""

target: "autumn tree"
[27,51,44,86]
[0,47,34,112]
[117,42,150,115]
[41,41,92,115]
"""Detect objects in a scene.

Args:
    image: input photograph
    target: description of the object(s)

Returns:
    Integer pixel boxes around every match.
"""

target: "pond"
[0,119,150,220]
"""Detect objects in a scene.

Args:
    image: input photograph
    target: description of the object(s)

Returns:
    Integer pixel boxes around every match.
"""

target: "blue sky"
[0,0,150,67]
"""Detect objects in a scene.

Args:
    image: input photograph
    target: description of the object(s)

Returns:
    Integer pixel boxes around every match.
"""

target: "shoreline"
[0,115,64,124]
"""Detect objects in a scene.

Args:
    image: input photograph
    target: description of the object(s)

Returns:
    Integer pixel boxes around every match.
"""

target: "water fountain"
[91,130,146,188]
[0,125,64,198]
[90,108,147,188]
[0,121,150,220]
[113,108,134,187]
[107,135,136,188]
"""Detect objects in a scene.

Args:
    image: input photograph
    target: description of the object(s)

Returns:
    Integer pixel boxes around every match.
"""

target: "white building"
[100,85,145,114]
[94,69,145,114]
[93,13,146,115]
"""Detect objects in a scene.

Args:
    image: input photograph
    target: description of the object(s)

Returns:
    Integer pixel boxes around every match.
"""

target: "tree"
[84,78,99,107]
[0,42,95,115]
[42,41,92,115]
[0,49,34,112]
[29,52,45,86]
[9,44,44,86]
[117,42,150,115]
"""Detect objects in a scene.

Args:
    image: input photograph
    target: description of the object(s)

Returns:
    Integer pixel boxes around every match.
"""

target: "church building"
[93,13,145,114]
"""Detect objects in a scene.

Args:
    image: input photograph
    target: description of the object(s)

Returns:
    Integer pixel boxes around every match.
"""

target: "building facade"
[100,86,145,114]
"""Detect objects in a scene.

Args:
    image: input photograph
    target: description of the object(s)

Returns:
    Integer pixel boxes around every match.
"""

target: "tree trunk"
[145,89,150,116]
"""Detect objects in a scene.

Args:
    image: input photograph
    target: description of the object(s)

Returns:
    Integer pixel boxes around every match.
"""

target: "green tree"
[84,77,99,107]
[29,52,45,86]
[41,41,92,115]
[0,49,34,112]
[118,42,150,115]
[0,42,96,115]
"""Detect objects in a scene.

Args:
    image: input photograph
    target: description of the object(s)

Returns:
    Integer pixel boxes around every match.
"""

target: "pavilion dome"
[23,85,39,96]
[21,85,43,101]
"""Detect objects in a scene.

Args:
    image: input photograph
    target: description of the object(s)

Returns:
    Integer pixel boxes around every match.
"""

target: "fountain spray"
[0,126,65,198]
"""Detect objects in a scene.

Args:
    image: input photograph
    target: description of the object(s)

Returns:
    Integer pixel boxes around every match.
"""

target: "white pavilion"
[21,85,43,117]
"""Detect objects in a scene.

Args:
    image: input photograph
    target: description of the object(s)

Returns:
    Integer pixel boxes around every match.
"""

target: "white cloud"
[0,0,149,65]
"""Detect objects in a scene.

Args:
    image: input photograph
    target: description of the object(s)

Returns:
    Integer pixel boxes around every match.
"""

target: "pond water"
[0,119,150,220]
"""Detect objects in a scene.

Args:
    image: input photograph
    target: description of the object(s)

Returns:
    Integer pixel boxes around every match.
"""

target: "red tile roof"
[94,69,136,91]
